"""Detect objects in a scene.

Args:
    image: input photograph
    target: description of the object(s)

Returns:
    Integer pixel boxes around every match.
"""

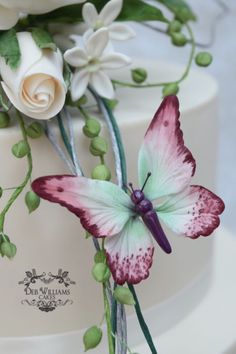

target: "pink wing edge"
[106,247,155,285]
[145,94,196,175]
[31,175,102,237]
[186,185,225,239]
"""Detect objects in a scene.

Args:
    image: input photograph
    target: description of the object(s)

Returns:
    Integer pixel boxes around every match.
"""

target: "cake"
[0,59,219,353]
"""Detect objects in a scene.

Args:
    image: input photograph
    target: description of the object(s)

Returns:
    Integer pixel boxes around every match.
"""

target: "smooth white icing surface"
[0,60,218,340]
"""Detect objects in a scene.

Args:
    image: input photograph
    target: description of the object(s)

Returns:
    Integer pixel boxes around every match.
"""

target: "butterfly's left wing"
[138,95,196,200]
[105,217,154,285]
[156,185,225,238]
[32,175,134,237]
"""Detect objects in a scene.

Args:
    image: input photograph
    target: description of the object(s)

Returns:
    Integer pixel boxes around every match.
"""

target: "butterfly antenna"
[129,183,134,192]
[141,172,152,192]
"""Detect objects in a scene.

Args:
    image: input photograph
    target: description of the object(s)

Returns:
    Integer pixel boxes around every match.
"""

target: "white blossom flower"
[82,0,135,40]
[64,28,131,100]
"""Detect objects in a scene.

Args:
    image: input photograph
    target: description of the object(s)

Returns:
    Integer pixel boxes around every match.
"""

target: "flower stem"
[176,23,196,84]
[0,111,33,231]
[78,106,91,121]
[103,283,115,354]
[112,23,196,90]
[93,93,158,354]
[128,284,157,354]
[56,114,74,161]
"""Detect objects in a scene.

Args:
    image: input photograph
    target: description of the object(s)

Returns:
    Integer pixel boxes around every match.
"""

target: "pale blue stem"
[45,120,76,174]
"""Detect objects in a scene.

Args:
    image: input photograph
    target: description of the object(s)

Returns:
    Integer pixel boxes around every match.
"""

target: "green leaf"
[0,29,21,69]
[29,0,167,24]
[155,0,196,22]
[31,28,57,51]
[118,0,167,22]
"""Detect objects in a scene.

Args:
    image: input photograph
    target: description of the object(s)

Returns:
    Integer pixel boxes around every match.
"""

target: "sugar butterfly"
[32,96,224,285]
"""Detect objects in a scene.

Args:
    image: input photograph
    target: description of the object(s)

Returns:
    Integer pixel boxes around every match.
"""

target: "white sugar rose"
[0,0,85,30]
[0,32,67,120]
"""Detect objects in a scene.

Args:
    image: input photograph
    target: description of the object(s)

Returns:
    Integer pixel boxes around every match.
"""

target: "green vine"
[0,111,33,232]
[111,23,196,92]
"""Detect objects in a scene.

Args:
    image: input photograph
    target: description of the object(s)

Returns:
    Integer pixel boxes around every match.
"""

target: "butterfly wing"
[105,217,154,285]
[156,185,225,238]
[138,95,196,200]
[32,175,134,237]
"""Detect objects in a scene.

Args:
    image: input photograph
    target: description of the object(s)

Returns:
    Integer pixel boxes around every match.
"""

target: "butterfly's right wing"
[32,175,134,237]
[138,95,196,200]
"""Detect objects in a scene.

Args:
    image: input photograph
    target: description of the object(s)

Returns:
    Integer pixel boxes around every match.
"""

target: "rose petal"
[64,47,88,67]
[99,0,122,26]
[85,28,109,57]
[101,53,131,69]
[108,23,136,40]
[0,5,19,30]
[0,32,42,94]
[71,69,89,101]
[82,3,98,27]
[21,75,55,111]
[90,71,114,99]
[0,32,66,120]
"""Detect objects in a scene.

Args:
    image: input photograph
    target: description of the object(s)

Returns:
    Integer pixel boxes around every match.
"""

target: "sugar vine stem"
[103,283,115,354]
[176,23,196,84]
[0,111,32,231]
[91,92,158,354]
[111,23,195,91]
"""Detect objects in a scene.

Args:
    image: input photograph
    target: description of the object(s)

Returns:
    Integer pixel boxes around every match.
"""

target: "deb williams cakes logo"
[18,269,76,312]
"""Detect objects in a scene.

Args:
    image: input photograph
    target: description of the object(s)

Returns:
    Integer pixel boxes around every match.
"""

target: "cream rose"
[0,32,67,120]
[0,0,85,30]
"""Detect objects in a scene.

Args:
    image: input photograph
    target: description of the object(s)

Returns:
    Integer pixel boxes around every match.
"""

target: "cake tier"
[0,60,218,340]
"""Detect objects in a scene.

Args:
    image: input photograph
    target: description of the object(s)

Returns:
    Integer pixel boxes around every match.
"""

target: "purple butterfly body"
[131,189,172,254]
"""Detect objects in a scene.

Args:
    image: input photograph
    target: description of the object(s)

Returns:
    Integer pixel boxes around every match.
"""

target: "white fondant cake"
[0,60,219,351]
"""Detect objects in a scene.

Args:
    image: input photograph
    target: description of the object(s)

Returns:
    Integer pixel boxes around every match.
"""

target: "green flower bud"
[92,262,110,283]
[114,286,136,306]
[162,83,179,97]
[195,52,213,67]
[12,140,29,158]
[77,95,88,106]
[175,8,191,23]
[91,164,111,181]
[83,326,102,351]
[83,118,101,138]
[167,20,182,34]
[131,68,148,84]
[171,32,187,47]
[94,250,106,264]
[0,112,10,128]
[26,122,44,139]
[90,137,108,157]
[1,241,17,259]
[66,93,88,107]
[25,191,40,213]
[104,98,118,110]
[1,234,10,243]
[0,187,3,198]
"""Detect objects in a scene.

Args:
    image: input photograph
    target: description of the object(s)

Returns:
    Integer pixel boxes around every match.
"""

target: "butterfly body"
[131,189,172,254]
